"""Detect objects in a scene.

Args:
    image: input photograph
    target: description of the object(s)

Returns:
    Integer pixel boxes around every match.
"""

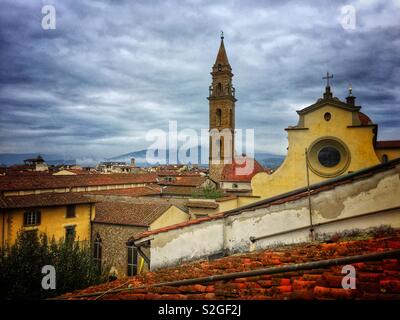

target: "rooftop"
[376,140,400,149]
[61,231,400,300]
[93,201,173,227]
[0,192,96,209]
[0,173,158,192]
[85,186,160,197]
[221,157,269,182]
[157,175,208,187]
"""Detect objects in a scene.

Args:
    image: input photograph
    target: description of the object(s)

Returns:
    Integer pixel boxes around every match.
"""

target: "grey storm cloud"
[0,0,399,160]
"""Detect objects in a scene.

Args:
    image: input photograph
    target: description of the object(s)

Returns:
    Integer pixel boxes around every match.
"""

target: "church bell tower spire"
[208,33,236,182]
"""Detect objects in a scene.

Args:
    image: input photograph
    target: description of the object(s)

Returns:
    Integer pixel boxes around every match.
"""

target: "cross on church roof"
[323,72,333,87]
[221,30,224,40]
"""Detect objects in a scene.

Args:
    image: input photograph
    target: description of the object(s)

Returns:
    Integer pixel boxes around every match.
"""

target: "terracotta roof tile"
[358,112,373,125]
[0,173,158,192]
[157,175,207,187]
[94,201,172,227]
[376,140,400,149]
[62,232,400,300]
[86,186,160,197]
[161,186,197,196]
[221,157,270,182]
[0,193,96,209]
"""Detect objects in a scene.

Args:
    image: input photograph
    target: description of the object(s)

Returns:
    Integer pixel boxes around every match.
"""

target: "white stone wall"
[146,164,400,270]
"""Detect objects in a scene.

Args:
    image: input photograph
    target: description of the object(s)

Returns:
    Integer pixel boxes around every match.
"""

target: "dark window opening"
[24,209,41,226]
[318,146,341,167]
[324,112,331,121]
[127,245,138,277]
[216,108,222,126]
[93,234,102,273]
[382,154,389,163]
[65,226,76,242]
[66,205,76,218]
[218,64,222,71]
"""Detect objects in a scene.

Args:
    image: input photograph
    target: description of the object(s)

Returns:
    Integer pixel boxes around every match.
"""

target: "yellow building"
[252,79,400,199]
[0,193,95,248]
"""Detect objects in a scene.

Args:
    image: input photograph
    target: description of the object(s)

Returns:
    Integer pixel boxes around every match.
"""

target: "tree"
[0,231,110,300]
[191,184,223,199]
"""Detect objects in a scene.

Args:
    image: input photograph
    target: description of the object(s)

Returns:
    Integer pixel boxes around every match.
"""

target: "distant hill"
[108,148,285,169]
[0,153,76,166]
[0,149,285,169]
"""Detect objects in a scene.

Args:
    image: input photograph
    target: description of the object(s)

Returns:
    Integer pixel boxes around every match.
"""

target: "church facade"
[251,79,400,199]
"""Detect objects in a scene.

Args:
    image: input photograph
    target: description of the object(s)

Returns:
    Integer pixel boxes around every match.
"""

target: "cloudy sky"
[0,0,399,163]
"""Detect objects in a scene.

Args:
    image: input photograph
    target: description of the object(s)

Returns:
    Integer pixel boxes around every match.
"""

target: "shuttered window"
[24,209,41,226]
[127,245,138,276]
[66,205,76,218]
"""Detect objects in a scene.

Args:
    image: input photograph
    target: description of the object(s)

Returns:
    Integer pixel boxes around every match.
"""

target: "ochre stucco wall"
[1,203,93,248]
[252,105,380,199]
[149,205,189,231]
[375,149,400,162]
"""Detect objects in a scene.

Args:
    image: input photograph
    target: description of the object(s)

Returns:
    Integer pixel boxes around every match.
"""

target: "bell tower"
[208,33,236,182]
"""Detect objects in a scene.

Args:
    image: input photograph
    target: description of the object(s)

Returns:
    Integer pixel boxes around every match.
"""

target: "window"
[127,245,138,277]
[216,108,222,126]
[93,234,102,272]
[232,183,238,189]
[318,146,341,167]
[218,64,222,71]
[65,225,76,242]
[24,209,41,226]
[382,154,388,163]
[66,205,76,218]
[308,138,350,178]
[324,112,331,121]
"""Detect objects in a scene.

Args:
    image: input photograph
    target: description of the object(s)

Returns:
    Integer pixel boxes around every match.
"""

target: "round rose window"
[307,137,350,178]
[318,146,341,167]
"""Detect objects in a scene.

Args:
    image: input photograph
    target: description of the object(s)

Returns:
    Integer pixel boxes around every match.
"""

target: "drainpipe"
[305,148,314,241]
[1,209,5,253]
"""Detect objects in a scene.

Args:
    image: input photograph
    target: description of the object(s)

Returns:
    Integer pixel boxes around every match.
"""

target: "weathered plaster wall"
[220,182,251,190]
[147,165,400,270]
[150,220,225,270]
[92,223,148,278]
